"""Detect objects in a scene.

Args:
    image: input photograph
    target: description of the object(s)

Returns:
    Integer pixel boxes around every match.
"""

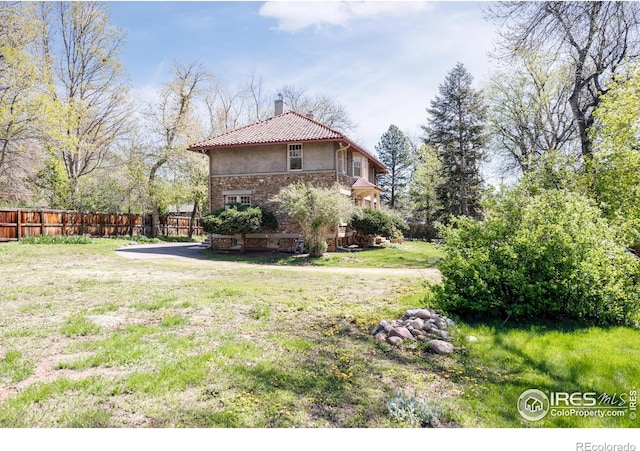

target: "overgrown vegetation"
[436,189,640,326]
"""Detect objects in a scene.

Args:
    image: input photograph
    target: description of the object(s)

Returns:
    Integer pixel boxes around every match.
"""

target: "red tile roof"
[188,111,387,172]
[352,178,382,190]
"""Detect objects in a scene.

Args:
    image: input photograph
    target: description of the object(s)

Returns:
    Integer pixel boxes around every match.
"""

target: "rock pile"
[371,308,456,355]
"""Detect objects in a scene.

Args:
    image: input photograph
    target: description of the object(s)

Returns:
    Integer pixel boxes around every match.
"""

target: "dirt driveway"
[115,242,441,279]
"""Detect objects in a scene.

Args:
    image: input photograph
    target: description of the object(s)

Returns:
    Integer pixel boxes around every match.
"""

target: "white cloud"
[259,2,350,31]
[259,1,434,32]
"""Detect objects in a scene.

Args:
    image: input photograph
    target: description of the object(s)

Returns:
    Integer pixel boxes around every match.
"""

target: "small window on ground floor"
[224,195,251,208]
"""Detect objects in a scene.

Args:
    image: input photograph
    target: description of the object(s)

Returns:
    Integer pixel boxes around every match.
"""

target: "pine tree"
[423,62,488,220]
[375,124,413,209]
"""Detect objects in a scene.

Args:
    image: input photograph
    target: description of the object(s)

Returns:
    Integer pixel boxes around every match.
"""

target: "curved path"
[115,242,441,279]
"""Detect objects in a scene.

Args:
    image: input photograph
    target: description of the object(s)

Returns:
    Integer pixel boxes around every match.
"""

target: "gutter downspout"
[335,141,350,185]
[335,142,351,249]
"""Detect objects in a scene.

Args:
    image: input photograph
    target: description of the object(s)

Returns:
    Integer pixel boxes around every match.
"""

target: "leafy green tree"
[589,61,640,247]
[350,207,408,241]
[437,187,640,326]
[271,182,354,257]
[0,3,41,171]
[375,124,413,209]
[201,204,277,253]
[423,62,488,221]
[39,2,131,207]
[408,144,442,239]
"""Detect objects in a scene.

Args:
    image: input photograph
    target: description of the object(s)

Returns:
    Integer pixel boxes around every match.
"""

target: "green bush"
[201,204,278,253]
[350,208,409,238]
[436,189,640,326]
[201,205,278,236]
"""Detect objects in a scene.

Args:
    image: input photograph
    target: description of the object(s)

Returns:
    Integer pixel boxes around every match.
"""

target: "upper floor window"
[353,156,362,177]
[288,144,303,171]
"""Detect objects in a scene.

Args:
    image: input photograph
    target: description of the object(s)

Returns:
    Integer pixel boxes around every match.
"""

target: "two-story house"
[187,99,387,252]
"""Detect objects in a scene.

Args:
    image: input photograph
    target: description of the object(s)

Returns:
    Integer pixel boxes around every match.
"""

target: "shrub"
[436,188,640,326]
[387,390,444,427]
[350,208,409,239]
[201,204,278,253]
[271,182,354,257]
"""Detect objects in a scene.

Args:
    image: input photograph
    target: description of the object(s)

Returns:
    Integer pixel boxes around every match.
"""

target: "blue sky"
[109,1,498,162]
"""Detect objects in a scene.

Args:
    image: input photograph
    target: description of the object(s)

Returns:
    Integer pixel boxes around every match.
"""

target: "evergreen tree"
[423,62,488,220]
[375,124,413,209]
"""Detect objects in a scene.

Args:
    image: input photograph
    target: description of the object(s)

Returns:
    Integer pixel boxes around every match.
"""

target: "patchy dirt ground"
[0,241,453,428]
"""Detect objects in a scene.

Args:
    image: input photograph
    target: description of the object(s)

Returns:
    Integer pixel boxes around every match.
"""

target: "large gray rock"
[415,309,432,320]
[389,326,413,340]
[428,339,454,355]
[375,332,387,341]
[406,318,425,330]
[403,309,419,319]
[386,336,403,346]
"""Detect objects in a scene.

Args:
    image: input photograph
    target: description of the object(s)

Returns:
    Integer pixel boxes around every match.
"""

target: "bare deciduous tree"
[144,61,210,237]
[487,53,577,176]
[485,1,640,160]
[278,85,356,133]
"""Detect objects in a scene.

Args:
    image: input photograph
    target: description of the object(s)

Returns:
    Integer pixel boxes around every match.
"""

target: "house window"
[353,156,362,177]
[224,195,251,208]
[288,144,303,171]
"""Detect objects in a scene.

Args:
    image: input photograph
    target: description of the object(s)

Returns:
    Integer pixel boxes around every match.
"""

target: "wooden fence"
[0,208,202,242]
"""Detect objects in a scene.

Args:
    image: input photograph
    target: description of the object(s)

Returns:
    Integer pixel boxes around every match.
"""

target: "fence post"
[16,209,21,240]
[40,210,44,236]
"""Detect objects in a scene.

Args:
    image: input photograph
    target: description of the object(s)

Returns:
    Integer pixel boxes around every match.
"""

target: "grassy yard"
[203,240,444,268]
[0,239,637,428]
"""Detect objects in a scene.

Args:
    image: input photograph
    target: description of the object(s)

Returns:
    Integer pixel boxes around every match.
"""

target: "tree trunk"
[188,200,198,239]
[148,158,167,239]
[150,204,160,238]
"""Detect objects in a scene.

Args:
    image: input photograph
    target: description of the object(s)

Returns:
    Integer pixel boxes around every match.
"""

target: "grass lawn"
[0,239,637,428]
[203,240,444,268]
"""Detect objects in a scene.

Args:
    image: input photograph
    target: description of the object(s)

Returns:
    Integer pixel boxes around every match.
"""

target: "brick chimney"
[274,94,283,116]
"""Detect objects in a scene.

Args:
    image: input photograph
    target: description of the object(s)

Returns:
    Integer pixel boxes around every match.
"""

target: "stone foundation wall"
[211,238,235,249]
